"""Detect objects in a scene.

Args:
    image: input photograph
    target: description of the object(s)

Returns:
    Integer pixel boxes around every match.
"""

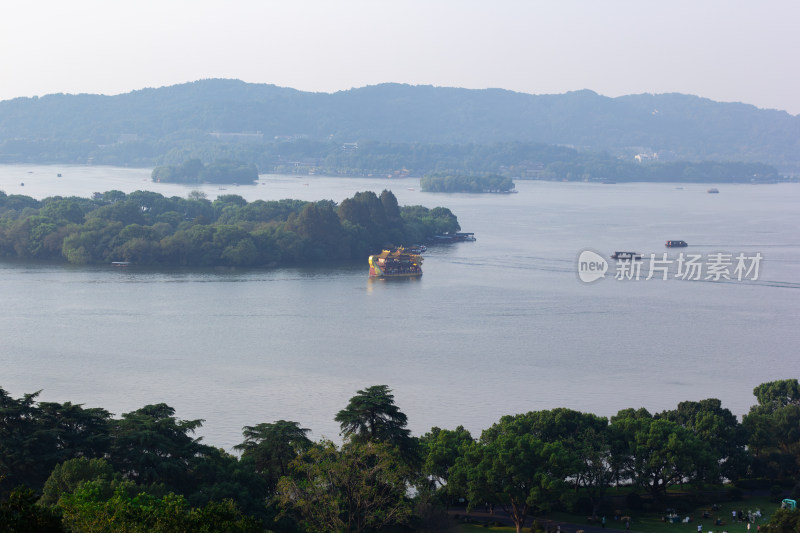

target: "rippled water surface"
[1,165,798,449]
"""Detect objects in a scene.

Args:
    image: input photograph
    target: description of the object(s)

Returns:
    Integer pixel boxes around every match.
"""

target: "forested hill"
[0,79,798,171]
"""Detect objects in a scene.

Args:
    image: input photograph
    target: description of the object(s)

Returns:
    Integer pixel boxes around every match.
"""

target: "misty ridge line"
[0,79,798,174]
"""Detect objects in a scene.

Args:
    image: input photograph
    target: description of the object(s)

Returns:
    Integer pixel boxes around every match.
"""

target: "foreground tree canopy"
[276,440,413,533]
[1,380,799,532]
[0,189,460,267]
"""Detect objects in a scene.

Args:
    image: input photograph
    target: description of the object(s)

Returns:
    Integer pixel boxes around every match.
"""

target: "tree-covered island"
[151,159,258,184]
[0,189,460,267]
[420,173,516,193]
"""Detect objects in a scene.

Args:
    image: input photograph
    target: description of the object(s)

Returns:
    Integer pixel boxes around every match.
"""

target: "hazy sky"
[2,0,799,114]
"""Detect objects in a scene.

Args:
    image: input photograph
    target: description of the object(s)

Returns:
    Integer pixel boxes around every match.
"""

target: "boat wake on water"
[445,255,575,274]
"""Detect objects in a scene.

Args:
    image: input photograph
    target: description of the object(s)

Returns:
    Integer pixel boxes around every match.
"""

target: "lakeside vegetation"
[421,174,516,193]
[0,189,460,267]
[1,380,800,532]
[1,137,785,184]
[151,159,258,185]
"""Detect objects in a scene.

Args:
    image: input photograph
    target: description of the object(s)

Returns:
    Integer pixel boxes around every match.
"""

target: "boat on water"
[368,248,423,278]
[432,232,476,243]
[610,251,642,260]
[708,187,720,193]
[111,261,130,267]
[665,240,688,248]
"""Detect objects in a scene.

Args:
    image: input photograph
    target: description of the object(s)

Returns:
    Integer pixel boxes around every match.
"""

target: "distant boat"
[666,240,688,248]
[57,173,62,177]
[111,261,130,267]
[707,187,720,193]
[19,182,24,186]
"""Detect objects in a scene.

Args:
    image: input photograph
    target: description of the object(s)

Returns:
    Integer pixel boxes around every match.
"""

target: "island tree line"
[420,173,516,193]
[0,189,460,267]
[1,380,799,532]
[0,138,784,183]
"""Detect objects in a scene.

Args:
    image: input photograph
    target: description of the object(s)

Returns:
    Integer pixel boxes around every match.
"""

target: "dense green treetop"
[451,412,571,533]
[233,420,311,494]
[419,425,473,491]
[109,403,210,494]
[335,385,411,447]
[658,398,749,481]
[763,507,800,533]
[39,457,116,507]
[751,379,800,413]
[0,487,63,532]
[0,389,113,494]
[743,379,800,479]
[59,484,263,533]
[610,408,716,501]
[276,439,413,533]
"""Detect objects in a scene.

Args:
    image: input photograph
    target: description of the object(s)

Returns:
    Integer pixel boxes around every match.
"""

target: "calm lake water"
[1,165,798,450]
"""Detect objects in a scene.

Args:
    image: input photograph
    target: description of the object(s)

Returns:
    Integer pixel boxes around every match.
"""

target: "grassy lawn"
[456,497,778,533]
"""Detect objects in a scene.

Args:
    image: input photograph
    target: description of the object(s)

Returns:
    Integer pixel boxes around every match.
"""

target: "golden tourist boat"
[368,247,423,278]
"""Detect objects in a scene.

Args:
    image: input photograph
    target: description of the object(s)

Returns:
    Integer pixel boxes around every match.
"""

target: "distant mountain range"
[0,79,798,172]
